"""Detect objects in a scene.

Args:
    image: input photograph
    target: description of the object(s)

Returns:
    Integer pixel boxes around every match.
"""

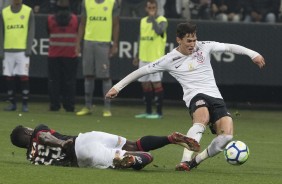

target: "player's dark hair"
[10,125,29,148]
[147,0,157,5]
[176,21,197,39]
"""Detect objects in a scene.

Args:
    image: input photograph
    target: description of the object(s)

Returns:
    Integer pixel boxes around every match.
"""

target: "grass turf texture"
[0,102,282,184]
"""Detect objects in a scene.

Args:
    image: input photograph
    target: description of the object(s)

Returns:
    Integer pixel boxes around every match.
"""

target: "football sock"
[195,149,209,164]
[102,79,112,110]
[20,76,29,105]
[6,76,16,104]
[84,77,94,108]
[136,136,171,151]
[181,123,206,162]
[154,87,163,115]
[131,152,153,170]
[206,134,233,157]
[143,89,153,114]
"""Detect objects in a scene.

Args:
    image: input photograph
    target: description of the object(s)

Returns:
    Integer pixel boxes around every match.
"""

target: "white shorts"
[137,61,163,82]
[2,52,30,76]
[75,131,127,169]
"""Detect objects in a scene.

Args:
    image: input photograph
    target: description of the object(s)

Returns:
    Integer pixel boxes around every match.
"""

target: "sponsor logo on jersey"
[7,24,24,29]
[140,36,154,41]
[89,16,107,21]
[175,64,182,69]
[151,58,165,67]
[195,100,206,106]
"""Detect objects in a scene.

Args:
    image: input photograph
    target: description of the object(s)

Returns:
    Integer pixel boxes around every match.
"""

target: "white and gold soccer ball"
[224,140,250,165]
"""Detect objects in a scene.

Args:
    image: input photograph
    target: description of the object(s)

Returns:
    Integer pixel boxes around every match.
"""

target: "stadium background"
[1,16,281,107]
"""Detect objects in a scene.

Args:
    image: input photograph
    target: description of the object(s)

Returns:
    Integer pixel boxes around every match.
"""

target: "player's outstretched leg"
[168,132,200,152]
[113,152,153,170]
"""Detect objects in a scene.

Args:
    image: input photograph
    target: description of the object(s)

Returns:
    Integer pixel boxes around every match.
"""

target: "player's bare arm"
[38,132,73,149]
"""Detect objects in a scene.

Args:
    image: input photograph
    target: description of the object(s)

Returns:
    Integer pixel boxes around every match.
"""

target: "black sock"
[136,136,170,151]
[154,89,164,115]
[20,77,29,105]
[144,91,153,114]
[6,77,16,104]
[131,152,153,170]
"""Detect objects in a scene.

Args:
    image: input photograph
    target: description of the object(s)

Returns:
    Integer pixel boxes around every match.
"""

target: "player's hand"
[252,55,265,69]
[75,43,81,56]
[61,139,73,149]
[105,88,118,99]
[109,43,118,58]
[132,57,139,67]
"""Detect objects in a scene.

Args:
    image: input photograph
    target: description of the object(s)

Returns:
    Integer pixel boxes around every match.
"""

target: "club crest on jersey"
[20,15,25,20]
[103,6,108,11]
[194,51,204,63]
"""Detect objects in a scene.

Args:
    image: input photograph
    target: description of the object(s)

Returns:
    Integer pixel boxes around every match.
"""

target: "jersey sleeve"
[199,41,226,53]
[146,55,168,73]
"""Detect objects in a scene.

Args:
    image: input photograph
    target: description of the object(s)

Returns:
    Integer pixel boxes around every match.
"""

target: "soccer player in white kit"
[105,21,265,171]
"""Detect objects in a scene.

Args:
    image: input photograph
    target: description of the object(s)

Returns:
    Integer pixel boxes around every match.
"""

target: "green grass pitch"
[0,101,282,184]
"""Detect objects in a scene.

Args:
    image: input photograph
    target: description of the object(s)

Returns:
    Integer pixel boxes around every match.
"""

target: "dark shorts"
[189,93,231,134]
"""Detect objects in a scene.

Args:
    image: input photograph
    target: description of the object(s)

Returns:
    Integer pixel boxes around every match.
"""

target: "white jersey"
[75,131,127,169]
[113,41,259,107]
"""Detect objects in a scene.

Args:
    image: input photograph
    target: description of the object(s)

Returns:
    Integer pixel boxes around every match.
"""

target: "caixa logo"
[212,52,235,63]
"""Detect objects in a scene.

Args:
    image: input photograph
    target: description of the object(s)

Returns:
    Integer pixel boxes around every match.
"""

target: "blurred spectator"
[22,0,40,13]
[27,0,81,15]
[40,0,57,14]
[181,0,191,20]
[211,0,242,22]
[156,0,165,16]
[120,0,146,17]
[242,0,280,23]
[278,0,282,22]
[47,0,79,112]
[189,0,211,20]
[69,0,82,14]
[0,0,10,11]
[164,0,182,18]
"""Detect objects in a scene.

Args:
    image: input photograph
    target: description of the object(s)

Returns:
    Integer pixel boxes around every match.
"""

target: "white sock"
[207,134,233,156]
[181,123,206,162]
[195,149,209,164]
[195,134,233,164]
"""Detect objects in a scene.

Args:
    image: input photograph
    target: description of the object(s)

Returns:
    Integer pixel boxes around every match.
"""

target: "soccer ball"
[224,140,250,165]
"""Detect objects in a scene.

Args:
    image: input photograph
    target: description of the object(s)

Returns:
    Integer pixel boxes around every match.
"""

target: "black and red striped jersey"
[26,124,78,167]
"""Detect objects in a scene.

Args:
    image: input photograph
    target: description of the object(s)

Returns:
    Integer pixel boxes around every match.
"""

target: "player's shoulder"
[196,41,222,49]
[197,41,217,46]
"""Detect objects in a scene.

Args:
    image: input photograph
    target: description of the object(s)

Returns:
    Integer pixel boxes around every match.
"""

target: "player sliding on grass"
[105,21,265,171]
[10,124,200,170]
